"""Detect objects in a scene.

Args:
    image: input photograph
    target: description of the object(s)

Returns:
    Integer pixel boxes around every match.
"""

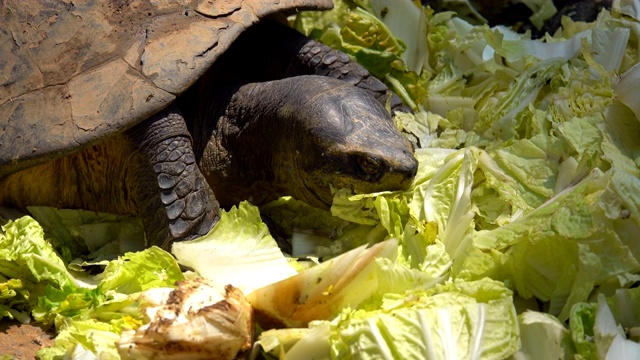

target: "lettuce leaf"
[294,0,429,108]
[0,216,82,323]
[37,319,124,360]
[329,278,519,360]
[4,1,640,358]
[0,214,176,356]
[284,2,640,358]
[568,292,640,360]
[256,278,519,360]
[26,206,146,263]
[472,170,640,320]
[98,246,183,294]
[247,239,401,328]
[513,310,575,359]
[171,201,297,295]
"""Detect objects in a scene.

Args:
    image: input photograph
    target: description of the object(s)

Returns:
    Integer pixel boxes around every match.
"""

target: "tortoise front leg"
[127,108,219,248]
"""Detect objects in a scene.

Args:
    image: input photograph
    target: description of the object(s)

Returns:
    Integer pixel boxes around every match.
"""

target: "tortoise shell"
[0,0,332,178]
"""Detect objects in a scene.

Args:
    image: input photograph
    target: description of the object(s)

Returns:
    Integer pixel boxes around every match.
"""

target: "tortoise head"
[198,75,417,209]
[277,76,418,208]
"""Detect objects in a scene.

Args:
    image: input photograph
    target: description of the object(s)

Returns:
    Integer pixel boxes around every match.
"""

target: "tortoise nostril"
[405,169,416,178]
[401,157,419,179]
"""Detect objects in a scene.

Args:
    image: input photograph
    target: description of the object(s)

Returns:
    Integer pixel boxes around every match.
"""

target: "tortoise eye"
[357,155,384,178]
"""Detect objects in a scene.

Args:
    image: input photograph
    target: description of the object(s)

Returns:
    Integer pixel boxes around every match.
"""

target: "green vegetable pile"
[2,0,640,358]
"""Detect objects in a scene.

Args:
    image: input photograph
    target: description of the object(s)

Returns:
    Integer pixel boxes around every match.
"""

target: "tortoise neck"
[190,80,297,208]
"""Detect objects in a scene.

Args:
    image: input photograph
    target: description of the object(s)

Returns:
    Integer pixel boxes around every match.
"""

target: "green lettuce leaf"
[513,311,575,359]
[367,0,428,74]
[568,292,640,360]
[256,321,332,360]
[27,206,146,263]
[0,216,81,323]
[31,246,180,326]
[329,278,519,360]
[0,213,182,354]
[257,279,519,360]
[473,170,640,320]
[37,318,126,360]
[294,0,429,108]
[172,201,297,295]
[98,246,183,294]
[5,1,640,358]
[259,196,375,259]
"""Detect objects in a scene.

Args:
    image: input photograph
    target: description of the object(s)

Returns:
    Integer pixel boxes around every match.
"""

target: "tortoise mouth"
[299,173,333,209]
[286,152,333,209]
[293,147,418,210]
[298,167,416,210]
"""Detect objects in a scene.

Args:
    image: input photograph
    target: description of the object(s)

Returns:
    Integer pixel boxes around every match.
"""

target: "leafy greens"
[2,0,640,358]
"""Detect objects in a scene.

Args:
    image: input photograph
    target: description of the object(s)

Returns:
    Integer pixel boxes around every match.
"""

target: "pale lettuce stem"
[385,75,417,111]
[437,309,458,360]
[468,303,486,360]
[418,309,439,360]
[367,317,396,360]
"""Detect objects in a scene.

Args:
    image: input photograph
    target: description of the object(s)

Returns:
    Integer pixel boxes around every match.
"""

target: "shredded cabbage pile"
[1,0,640,359]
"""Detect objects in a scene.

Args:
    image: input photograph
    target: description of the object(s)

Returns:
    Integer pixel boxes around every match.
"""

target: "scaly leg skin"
[212,20,409,113]
[287,33,409,113]
[126,107,219,248]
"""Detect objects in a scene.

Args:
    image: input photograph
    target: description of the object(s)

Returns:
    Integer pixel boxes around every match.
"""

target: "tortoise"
[0,0,418,249]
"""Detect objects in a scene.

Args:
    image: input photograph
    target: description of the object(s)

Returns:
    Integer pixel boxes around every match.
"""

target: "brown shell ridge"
[0,0,333,178]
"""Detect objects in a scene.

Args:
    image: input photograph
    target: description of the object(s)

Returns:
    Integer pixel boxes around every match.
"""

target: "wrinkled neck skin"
[187,79,301,208]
